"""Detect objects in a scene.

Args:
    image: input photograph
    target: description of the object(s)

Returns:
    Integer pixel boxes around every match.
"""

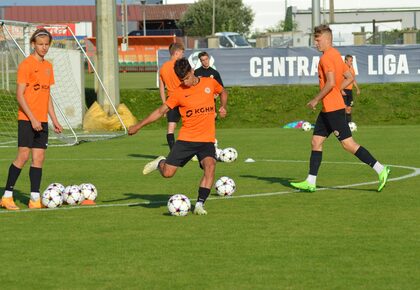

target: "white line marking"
[1,161,419,214]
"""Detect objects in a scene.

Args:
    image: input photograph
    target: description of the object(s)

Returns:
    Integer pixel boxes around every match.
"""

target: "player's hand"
[306,99,318,111]
[54,122,63,134]
[30,119,42,131]
[218,106,227,118]
[128,125,139,136]
[341,90,346,96]
[356,89,360,95]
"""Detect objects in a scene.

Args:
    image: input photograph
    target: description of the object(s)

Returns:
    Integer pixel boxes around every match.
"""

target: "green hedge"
[120,83,420,128]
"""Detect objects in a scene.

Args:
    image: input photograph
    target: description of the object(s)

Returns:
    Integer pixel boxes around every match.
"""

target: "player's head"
[198,51,210,69]
[30,28,53,58]
[345,54,353,65]
[313,24,332,52]
[169,42,185,59]
[174,58,196,87]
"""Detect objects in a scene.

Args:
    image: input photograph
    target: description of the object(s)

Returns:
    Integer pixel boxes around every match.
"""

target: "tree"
[177,0,254,36]
[265,6,297,33]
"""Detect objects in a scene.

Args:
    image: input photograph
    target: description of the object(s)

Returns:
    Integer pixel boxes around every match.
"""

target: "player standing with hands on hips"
[290,25,390,193]
[1,28,62,210]
[129,58,228,215]
[342,54,360,124]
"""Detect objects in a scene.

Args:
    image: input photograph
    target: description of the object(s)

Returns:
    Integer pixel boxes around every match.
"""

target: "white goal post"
[0,20,127,147]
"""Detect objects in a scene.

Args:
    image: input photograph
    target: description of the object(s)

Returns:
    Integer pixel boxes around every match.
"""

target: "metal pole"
[212,0,215,35]
[142,2,146,36]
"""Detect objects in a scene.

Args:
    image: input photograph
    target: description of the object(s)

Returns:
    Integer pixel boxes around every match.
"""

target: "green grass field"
[1,126,419,289]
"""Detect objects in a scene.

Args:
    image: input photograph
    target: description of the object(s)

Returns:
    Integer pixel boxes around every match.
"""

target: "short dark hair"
[30,28,52,44]
[169,42,184,56]
[198,51,209,59]
[314,24,332,37]
[345,54,353,61]
[174,58,192,80]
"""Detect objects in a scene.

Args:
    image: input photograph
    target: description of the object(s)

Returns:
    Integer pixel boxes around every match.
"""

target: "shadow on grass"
[240,174,296,189]
[0,187,29,208]
[128,153,161,159]
[103,192,172,209]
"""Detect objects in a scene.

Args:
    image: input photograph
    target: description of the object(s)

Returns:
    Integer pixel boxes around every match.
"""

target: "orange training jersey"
[159,59,181,97]
[17,55,54,122]
[166,77,223,142]
[318,47,347,112]
[345,66,355,90]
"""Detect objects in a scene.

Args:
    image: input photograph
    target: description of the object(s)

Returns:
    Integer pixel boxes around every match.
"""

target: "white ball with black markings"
[80,183,98,201]
[348,122,357,132]
[167,194,191,216]
[215,176,236,196]
[220,147,238,163]
[302,121,312,131]
[63,185,84,205]
[41,187,63,208]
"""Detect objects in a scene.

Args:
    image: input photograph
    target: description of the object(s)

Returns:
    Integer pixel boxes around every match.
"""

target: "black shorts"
[167,107,181,123]
[343,89,354,107]
[166,140,216,167]
[18,120,49,149]
[313,109,352,141]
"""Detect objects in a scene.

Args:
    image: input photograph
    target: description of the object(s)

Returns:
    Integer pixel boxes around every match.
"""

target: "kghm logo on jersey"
[204,87,211,94]
[186,106,215,117]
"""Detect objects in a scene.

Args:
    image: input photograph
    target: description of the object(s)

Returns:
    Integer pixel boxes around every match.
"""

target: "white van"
[215,32,252,48]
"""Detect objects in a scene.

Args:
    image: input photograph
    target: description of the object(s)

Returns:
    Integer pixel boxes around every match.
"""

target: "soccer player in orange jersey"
[159,43,184,150]
[1,28,62,210]
[342,54,360,123]
[290,25,390,192]
[129,58,228,215]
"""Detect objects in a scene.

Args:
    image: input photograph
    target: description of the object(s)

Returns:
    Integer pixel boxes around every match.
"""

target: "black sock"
[309,150,322,176]
[5,163,22,191]
[346,113,352,123]
[354,146,377,167]
[197,187,211,204]
[29,166,42,193]
[166,134,175,150]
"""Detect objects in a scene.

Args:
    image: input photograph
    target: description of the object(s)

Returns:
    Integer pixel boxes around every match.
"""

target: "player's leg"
[1,147,30,210]
[194,143,216,215]
[166,107,181,150]
[343,89,353,123]
[291,113,329,192]
[28,123,48,209]
[334,110,390,191]
[1,121,33,210]
[28,148,45,209]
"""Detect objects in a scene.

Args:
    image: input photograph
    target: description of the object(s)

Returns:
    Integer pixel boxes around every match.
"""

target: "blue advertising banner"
[158,45,420,87]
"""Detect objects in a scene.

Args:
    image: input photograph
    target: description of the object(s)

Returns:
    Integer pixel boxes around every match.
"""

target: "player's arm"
[47,95,63,133]
[307,71,336,110]
[128,104,170,135]
[353,78,360,95]
[218,89,228,118]
[159,78,166,104]
[16,83,42,131]
[340,70,354,91]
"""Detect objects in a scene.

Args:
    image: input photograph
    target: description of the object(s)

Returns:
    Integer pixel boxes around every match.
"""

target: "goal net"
[0,21,128,147]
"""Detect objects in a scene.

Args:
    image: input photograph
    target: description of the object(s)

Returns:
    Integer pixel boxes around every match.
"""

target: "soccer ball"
[302,121,312,131]
[63,185,84,205]
[46,182,65,195]
[167,194,191,216]
[220,147,238,163]
[215,176,236,196]
[41,187,63,208]
[215,148,223,161]
[348,122,357,132]
[80,183,98,201]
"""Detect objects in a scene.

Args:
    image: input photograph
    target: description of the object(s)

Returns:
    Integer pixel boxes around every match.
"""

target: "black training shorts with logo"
[18,120,49,149]
[166,140,216,167]
[313,109,352,141]
[343,89,354,107]
[166,107,181,123]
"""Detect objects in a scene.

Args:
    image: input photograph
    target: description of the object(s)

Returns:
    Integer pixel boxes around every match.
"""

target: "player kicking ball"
[128,58,228,215]
[290,24,390,193]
